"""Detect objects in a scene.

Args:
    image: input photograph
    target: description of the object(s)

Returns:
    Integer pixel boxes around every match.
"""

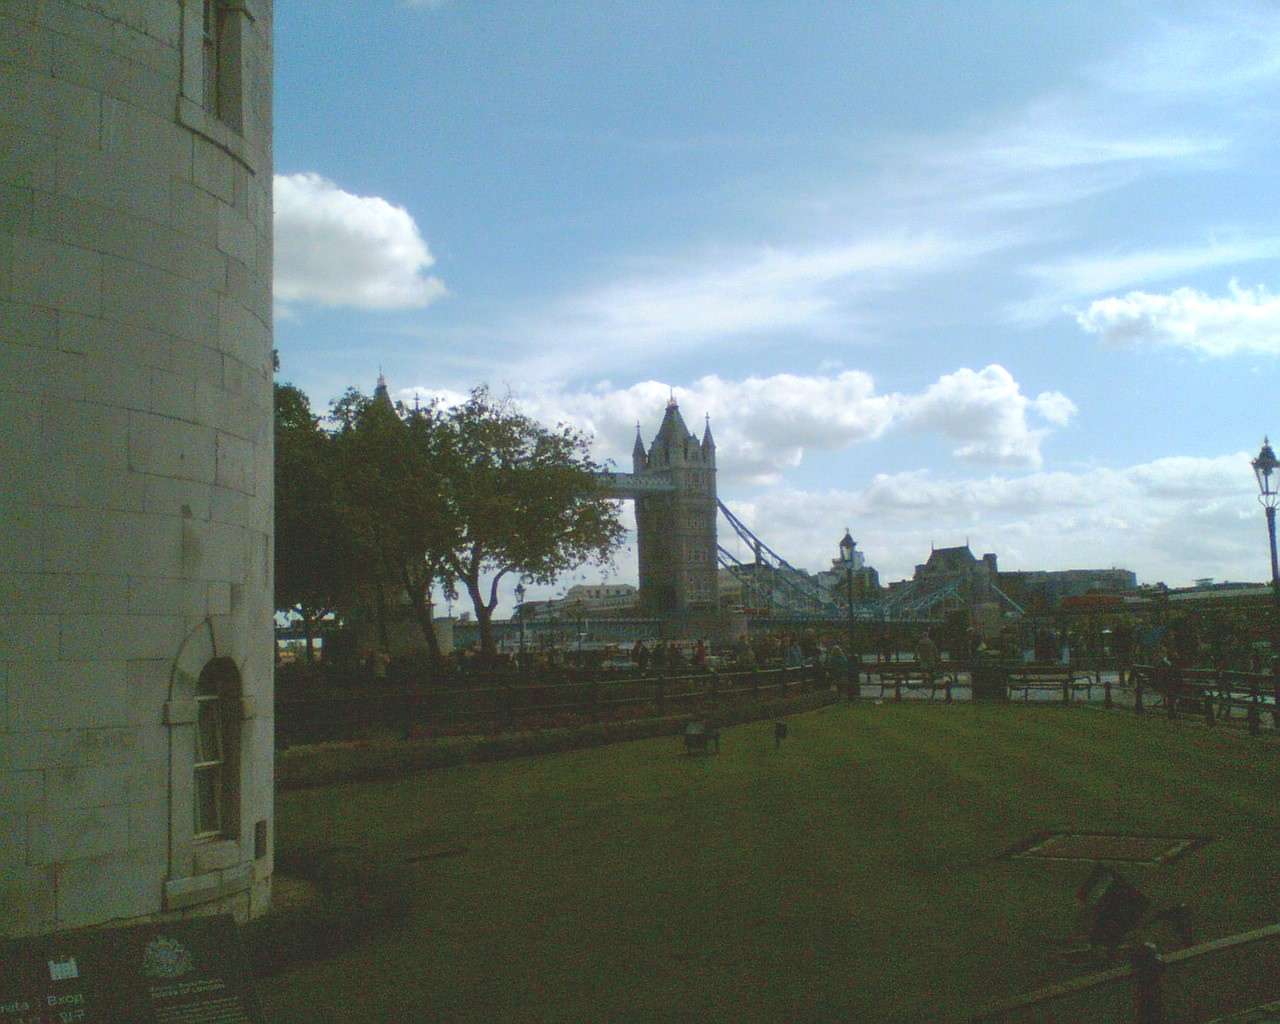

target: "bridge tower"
[632,399,719,621]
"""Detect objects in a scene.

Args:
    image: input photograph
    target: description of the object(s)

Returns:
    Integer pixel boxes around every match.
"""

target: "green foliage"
[275,380,625,672]
[275,689,838,789]
[274,383,354,650]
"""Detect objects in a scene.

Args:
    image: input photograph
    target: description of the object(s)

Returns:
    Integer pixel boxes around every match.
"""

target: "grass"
[255,703,1279,1023]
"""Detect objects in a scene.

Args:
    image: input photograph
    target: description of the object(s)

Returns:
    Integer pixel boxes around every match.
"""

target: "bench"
[683,719,720,754]
[1007,664,1093,703]
[874,666,954,702]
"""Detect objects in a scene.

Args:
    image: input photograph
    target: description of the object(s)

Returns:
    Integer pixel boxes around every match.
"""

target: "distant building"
[815,530,881,605]
[1,3,275,938]
[999,569,1139,616]
[559,584,639,614]
[881,546,1023,625]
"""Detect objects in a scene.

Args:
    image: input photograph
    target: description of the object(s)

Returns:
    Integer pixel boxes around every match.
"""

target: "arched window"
[193,658,241,839]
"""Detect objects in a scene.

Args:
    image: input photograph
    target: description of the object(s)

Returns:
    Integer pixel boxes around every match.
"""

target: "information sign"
[0,915,265,1024]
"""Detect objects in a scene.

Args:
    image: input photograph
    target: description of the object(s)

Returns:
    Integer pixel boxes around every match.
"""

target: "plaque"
[0,915,266,1024]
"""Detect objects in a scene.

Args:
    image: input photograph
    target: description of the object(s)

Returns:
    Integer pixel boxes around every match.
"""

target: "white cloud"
[1011,239,1280,321]
[722,452,1262,588]
[1073,282,1280,356]
[484,366,1072,484]
[897,366,1076,469]
[274,172,447,310]
[515,234,982,379]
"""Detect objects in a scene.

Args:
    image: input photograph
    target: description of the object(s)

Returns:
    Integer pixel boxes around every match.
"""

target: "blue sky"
[272,1,1280,603]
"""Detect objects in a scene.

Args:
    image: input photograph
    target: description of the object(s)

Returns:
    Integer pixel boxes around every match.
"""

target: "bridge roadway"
[594,471,676,499]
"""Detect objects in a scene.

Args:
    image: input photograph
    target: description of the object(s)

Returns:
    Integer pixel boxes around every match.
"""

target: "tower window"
[202,1,242,130]
[193,658,241,839]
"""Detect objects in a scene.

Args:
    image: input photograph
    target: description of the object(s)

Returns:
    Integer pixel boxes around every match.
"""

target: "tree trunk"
[402,566,445,683]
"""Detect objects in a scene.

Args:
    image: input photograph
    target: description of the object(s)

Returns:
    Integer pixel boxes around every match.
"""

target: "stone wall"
[0,1,274,938]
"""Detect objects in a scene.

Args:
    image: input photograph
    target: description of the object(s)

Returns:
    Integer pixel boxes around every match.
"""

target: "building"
[630,398,719,620]
[1,2,275,938]
[815,530,881,605]
[881,545,1023,626]
[999,569,1139,616]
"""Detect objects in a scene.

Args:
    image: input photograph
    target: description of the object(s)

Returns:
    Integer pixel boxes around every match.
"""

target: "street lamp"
[514,582,527,660]
[1251,438,1280,727]
[840,530,860,698]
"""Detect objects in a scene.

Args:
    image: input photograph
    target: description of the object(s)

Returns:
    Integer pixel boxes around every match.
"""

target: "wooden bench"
[874,666,954,702]
[683,719,720,754]
[1007,664,1093,703]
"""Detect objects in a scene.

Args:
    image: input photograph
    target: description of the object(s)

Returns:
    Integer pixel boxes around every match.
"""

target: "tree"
[274,382,352,660]
[329,382,452,678]
[435,386,626,665]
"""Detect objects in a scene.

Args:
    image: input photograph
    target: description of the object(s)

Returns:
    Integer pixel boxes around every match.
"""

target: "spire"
[701,412,715,451]
[632,422,647,469]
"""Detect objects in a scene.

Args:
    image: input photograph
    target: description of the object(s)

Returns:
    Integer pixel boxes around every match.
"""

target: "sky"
[271,1,1280,609]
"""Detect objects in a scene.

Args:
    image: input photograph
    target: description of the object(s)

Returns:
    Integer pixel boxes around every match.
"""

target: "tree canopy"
[273,380,625,673]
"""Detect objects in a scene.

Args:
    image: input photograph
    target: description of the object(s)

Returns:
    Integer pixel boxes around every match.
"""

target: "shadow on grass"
[246,847,412,978]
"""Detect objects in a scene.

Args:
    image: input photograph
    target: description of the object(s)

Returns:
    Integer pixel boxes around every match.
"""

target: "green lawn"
[257,704,1279,1023]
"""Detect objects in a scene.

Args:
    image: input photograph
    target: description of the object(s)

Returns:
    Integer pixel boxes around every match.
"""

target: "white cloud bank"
[724,452,1260,588]
[274,172,447,310]
[1074,282,1280,356]
[439,365,1075,482]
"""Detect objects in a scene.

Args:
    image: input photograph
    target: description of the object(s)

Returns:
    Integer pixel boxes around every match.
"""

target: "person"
[915,630,939,683]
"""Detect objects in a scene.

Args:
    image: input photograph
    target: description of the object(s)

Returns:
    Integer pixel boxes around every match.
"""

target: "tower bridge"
[598,398,881,632]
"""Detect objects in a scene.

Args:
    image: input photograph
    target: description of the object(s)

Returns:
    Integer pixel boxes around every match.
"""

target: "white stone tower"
[0,2,275,937]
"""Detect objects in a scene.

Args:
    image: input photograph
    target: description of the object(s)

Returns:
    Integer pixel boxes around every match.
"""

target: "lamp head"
[1253,438,1279,508]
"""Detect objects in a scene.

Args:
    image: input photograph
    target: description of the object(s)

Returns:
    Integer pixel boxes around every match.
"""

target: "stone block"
[42,506,182,579]
[59,612,186,662]
[10,235,102,316]
[0,615,58,660]
[182,518,251,583]
[0,571,128,615]
[0,769,45,821]
[0,13,53,76]
[127,798,168,854]
[215,430,254,494]
[0,122,57,194]
[128,410,217,483]
[29,803,130,865]
[57,138,169,224]
[0,863,57,938]
[8,658,133,731]
[0,303,56,352]
[142,474,213,521]
[56,848,163,929]
[45,762,157,817]
[0,183,34,235]
[39,397,130,470]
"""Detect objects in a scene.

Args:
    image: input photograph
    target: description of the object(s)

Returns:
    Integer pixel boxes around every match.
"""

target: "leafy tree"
[329,382,452,678]
[435,386,626,664]
[274,383,351,660]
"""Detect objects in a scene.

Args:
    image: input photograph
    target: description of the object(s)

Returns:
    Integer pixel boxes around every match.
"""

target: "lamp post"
[1251,438,1280,728]
[840,530,860,698]
[514,582,527,661]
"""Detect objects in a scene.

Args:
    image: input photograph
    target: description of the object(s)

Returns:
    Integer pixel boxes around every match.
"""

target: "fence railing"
[969,923,1280,1024]
[275,663,832,747]
[275,657,1278,748]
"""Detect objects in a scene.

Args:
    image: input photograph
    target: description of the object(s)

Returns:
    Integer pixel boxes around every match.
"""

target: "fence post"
[1104,672,1113,709]
[1248,680,1262,736]
[1131,942,1165,1024]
